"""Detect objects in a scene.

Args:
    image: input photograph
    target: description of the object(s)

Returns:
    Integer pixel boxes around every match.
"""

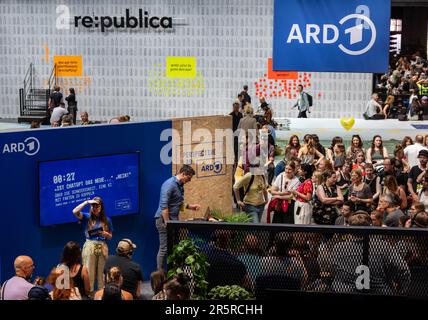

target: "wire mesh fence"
[167,222,428,299]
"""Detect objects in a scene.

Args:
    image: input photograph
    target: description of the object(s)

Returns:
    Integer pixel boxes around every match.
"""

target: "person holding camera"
[72,197,113,293]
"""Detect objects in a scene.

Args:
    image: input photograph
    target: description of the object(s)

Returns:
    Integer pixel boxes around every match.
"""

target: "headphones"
[116,239,134,256]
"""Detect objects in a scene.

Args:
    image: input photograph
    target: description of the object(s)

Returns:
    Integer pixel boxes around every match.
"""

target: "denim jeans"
[155,217,167,270]
[244,203,265,223]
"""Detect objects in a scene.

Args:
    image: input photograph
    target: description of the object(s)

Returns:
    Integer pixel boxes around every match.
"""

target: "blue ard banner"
[273,0,391,73]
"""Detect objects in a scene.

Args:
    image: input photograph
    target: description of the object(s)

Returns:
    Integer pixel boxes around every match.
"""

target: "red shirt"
[296,179,313,203]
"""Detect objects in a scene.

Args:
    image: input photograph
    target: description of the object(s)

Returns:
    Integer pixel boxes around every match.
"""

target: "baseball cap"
[117,238,137,253]
[422,96,428,101]
[418,149,428,158]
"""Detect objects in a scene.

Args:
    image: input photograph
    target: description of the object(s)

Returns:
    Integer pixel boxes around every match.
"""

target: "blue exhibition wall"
[0,120,171,283]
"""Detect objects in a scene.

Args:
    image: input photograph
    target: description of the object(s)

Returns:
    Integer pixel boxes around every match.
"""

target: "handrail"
[48,63,57,92]
[23,63,33,111]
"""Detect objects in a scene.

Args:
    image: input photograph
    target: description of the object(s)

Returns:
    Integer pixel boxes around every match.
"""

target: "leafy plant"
[167,239,209,299]
[209,208,252,223]
[208,285,253,300]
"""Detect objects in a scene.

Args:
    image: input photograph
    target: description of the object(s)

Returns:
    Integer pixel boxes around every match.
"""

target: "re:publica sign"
[56,6,173,32]
[75,9,172,32]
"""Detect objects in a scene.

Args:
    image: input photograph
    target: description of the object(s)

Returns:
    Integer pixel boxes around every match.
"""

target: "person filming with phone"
[72,196,113,294]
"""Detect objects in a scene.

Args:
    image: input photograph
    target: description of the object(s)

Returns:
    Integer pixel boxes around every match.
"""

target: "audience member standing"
[404,135,428,168]
[241,85,251,105]
[230,100,243,165]
[65,88,77,125]
[48,86,63,111]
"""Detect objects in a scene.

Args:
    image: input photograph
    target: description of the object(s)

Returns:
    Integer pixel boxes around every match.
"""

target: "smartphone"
[295,206,301,216]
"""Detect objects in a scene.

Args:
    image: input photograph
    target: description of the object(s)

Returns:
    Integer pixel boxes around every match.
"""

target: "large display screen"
[39,152,140,226]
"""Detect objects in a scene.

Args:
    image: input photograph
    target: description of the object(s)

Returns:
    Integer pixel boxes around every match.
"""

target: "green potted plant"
[209,208,252,223]
[208,285,253,300]
[167,239,209,299]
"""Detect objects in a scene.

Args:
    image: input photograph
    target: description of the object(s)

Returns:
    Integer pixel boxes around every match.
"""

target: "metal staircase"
[18,63,57,124]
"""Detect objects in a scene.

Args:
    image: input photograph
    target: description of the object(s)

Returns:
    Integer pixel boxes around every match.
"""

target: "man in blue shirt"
[154,165,201,270]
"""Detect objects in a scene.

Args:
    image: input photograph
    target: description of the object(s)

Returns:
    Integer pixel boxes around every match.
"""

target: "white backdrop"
[0,0,372,121]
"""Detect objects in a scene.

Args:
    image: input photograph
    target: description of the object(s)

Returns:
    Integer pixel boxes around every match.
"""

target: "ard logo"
[196,159,226,178]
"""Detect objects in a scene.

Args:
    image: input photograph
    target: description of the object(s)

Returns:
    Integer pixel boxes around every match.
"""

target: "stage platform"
[2,117,428,142]
[275,117,428,141]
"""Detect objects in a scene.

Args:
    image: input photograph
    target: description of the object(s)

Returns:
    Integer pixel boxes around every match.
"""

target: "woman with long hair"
[285,135,301,160]
[352,150,366,175]
[298,135,324,166]
[382,95,395,119]
[346,134,365,161]
[46,267,81,300]
[348,169,373,212]
[383,175,407,210]
[59,241,90,299]
[401,136,413,150]
[366,135,389,170]
[72,196,113,293]
[313,171,344,225]
[65,87,77,125]
[326,136,343,162]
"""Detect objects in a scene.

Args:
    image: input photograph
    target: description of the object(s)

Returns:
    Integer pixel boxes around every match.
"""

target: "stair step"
[31,89,49,93]
[22,109,46,116]
[18,115,49,124]
[24,105,48,109]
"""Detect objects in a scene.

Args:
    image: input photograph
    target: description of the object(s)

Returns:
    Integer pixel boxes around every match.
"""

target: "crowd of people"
[0,196,190,300]
[367,52,428,120]
[232,128,428,230]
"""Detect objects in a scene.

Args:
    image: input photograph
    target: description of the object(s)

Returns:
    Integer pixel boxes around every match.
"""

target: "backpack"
[305,92,313,107]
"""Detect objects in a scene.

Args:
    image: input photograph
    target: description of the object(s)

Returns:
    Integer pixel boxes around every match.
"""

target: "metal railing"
[167,221,428,299]
[20,63,34,115]
[48,63,57,93]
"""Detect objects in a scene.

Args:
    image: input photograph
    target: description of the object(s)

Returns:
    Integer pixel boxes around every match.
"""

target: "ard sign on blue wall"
[273,0,390,73]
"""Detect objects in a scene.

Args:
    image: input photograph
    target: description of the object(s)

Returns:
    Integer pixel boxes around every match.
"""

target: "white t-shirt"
[272,173,301,192]
[404,143,428,168]
[50,107,69,123]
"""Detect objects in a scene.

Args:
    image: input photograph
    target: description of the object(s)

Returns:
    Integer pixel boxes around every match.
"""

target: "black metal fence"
[167,222,428,299]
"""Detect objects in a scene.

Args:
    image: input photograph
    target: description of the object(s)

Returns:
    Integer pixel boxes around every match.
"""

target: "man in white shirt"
[0,256,35,300]
[404,135,428,168]
[50,102,68,127]
[363,93,384,120]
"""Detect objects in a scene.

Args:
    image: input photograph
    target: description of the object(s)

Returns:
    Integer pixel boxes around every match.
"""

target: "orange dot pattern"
[255,73,322,99]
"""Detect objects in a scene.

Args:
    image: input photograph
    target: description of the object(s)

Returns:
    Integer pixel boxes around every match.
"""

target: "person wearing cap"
[103,238,144,299]
[407,149,428,203]
[0,256,35,300]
